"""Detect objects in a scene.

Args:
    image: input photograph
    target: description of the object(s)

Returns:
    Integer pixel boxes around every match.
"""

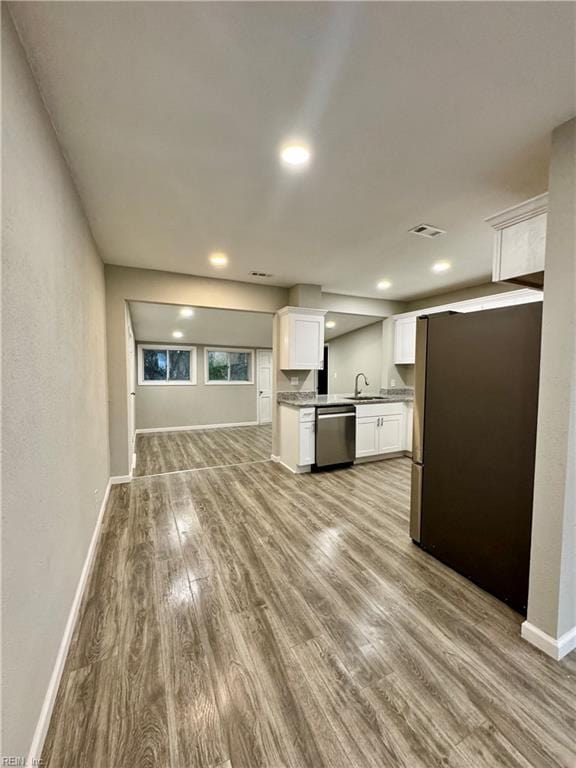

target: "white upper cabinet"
[486,193,547,286]
[393,317,417,364]
[278,307,326,370]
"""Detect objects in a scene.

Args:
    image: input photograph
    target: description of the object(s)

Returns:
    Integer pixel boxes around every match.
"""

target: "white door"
[378,415,403,454]
[257,349,272,424]
[125,307,136,470]
[356,416,380,458]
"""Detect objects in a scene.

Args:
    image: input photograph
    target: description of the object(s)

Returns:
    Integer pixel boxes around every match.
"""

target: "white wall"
[135,343,269,430]
[526,117,576,652]
[2,13,109,757]
[328,322,384,394]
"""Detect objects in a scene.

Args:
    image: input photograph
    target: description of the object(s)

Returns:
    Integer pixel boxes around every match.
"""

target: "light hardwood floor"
[42,458,576,767]
[134,424,272,476]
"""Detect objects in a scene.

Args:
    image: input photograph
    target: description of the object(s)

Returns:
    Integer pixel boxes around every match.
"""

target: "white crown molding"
[485,192,548,230]
[277,306,327,317]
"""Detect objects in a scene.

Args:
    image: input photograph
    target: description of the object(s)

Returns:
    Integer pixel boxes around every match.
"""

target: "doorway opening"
[317,345,329,395]
[126,301,274,476]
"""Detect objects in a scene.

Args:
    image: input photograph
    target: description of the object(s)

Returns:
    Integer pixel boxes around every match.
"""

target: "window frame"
[204,347,255,385]
[137,343,197,386]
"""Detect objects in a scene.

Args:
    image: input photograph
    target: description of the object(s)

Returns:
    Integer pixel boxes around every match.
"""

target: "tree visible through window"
[168,350,190,380]
[139,345,195,384]
[144,349,167,380]
[206,349,252,383]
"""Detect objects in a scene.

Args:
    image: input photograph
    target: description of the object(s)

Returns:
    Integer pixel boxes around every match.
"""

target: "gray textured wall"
[135,343,269,430]
[2,14,109,757]
[328,322,384,395]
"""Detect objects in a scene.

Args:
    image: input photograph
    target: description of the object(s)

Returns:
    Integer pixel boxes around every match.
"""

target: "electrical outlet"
[290,376,299,385]
[391,379,396,388]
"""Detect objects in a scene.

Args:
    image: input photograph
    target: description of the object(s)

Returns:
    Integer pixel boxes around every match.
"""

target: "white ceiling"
[11,2,575,300]
[129,303,274,347]
[129,301,377,345]
[323,313,380,342]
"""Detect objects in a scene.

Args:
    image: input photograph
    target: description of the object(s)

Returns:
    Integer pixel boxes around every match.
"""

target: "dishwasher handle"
[317,412,355,420]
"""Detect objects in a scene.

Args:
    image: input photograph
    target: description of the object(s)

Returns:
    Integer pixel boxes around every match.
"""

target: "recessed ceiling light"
[279,141,311,169]
[172,331,183,339]
[377,280,392,290]
[432,261,451,273]
[180,307,194,318]
[209,251,228,267]
[325,320,336,329]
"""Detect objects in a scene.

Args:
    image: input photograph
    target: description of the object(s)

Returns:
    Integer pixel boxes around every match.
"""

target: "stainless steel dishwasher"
[315,405,356,469]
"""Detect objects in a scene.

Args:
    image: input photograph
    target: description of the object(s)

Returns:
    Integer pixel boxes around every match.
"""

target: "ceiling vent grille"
[409,224,446,238]
[249,270,274,278]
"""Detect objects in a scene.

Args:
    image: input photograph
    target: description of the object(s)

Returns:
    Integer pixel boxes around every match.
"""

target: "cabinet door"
[499,213,546,280]
[299,421,316,465]
[356,416,380,458]
[378,415,403,454]
[291,315,324,368]
[394,318,417,364]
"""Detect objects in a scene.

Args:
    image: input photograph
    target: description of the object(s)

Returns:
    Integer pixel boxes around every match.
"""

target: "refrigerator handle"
[412,316,428,465]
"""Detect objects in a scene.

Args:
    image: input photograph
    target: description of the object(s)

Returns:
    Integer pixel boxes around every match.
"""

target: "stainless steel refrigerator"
[410,302,542,614]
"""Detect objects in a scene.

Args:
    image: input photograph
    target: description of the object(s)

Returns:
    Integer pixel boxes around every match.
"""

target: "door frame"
[125,304,136,472]
[256,348,273,424]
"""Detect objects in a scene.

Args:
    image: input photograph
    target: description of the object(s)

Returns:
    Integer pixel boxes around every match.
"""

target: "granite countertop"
[277,389,414,408]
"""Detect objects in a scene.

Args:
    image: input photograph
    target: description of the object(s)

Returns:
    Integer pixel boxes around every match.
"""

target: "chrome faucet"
[354,372,369,397]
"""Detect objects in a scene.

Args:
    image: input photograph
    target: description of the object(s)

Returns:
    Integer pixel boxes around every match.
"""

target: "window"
[138,344,196,385]
[205,348,254,384]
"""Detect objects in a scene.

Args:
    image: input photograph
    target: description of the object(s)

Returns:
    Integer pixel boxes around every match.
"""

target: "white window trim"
[204,347,254,385]
[137,343,197,386]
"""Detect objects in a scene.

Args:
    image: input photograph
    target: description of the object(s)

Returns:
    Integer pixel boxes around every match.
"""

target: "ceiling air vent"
[409,224,446,238]
[249,270,274,278]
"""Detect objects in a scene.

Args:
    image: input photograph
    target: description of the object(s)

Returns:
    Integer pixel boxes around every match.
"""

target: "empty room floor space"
[42,458,576,768]
[134,423,272,476]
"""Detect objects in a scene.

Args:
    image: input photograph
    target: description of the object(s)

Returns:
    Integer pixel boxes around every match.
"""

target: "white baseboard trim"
[271,455,310,474]
[110,473,132,485]
[27,478,112,765]
[135,420,259,434]
[521,620,576,660]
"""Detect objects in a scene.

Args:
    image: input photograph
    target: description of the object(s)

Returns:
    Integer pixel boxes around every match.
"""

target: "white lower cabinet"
[356,416,380,457]
[299,420,316,466]
[355,403,409,459]
[379,414,403,453]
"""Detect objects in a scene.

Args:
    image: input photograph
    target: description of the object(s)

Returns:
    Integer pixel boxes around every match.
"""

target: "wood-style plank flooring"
[42,458,576,767]
[134,424,272,476]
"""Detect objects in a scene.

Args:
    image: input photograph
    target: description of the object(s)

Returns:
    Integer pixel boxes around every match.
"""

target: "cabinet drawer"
[299,407,316,423]
[355,402,404,418]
